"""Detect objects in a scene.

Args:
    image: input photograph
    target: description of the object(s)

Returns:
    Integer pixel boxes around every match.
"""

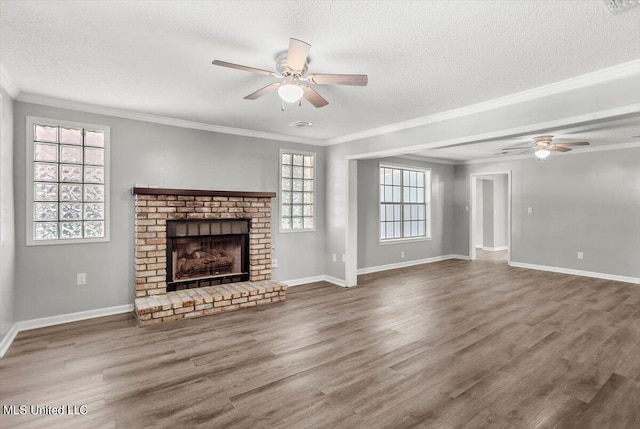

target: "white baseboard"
[281,275,327,287]
[281,275,348,287]
[323,275,348,287]
[0,324,19,358]
[0,304,133,358]
[357,254,469,275]
[3,259,634,359]
[509,261,640,285]
[449,254,470,261]
[17,304,134,331]
[482,246,508,251]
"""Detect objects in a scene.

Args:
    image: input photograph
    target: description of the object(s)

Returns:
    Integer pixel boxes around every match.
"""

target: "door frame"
[469,171,512,263]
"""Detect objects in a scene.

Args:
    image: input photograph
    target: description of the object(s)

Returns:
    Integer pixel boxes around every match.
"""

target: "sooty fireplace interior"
[166,219,249,291]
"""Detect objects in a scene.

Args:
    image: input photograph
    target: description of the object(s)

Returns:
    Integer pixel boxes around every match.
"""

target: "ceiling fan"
[212,38,368,110]
[500,135,590,160]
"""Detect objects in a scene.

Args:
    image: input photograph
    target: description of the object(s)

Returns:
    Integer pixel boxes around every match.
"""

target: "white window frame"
[279,149,316,233]
[26,116,111,246]
[379,162,431,244]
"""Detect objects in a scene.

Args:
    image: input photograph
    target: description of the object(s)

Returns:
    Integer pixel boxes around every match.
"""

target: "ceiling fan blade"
[286,38,311,71]
[307,73,368,86]
[554,141,590,147]
[212,60,277,77]
[301,85,329,108]
[243,82,282,100]
[549,146,571,152]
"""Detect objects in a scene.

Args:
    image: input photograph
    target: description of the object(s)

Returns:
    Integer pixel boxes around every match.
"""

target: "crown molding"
[459,141,640,165]
[326,59,640,145]
[345,104,640,162]
[11,60,639,148]
[16,92,325,146]
[394,154,457,165]
[0,63,20,99]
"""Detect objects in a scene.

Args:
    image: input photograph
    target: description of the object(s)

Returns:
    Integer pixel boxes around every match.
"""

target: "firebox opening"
[166,219,250,291]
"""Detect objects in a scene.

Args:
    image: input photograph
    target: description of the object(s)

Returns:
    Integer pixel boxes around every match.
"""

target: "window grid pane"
[380,166,429,240]
[31,123,107,241]
[281,152,314,230]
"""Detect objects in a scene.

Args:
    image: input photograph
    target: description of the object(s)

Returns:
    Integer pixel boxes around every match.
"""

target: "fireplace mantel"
[132,187,276,199]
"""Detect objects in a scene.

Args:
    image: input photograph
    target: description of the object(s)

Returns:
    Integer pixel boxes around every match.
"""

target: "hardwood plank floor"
[1,251,639,428]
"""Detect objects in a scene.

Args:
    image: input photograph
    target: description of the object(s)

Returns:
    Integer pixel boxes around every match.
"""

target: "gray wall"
[475,180,483,247]
[482,180,494,248]
[477,174,508,249]
[454,148,640,278]
[1,87,16,339]
[6,88,640,323]
[357,157,455,270]
[325,145,349,280]
[492,174,508,248]
[13,101,326,321]
[325,74,639,282]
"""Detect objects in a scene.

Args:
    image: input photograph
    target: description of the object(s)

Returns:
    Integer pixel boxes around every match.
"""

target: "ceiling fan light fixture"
[278,83,304,103]
[535,149,550,160]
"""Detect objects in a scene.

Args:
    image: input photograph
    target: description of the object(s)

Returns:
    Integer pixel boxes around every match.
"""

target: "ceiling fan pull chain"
[281,100,285,112]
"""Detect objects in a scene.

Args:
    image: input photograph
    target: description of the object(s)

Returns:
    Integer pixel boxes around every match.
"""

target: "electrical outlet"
[577,252,584,260]
[77,273,87,285]
[465,205,469,212]
[272,259,278,268]
[527,207,533,214]
[332,253,337,262]
[401,251,405,259]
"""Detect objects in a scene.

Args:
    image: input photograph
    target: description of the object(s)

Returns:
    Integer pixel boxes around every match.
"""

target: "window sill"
[26,236,110,246]
[379,236,432,245]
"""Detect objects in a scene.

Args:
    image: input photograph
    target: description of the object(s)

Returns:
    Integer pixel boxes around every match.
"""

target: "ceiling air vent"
[289,121,313,128]
[603,0,639,13]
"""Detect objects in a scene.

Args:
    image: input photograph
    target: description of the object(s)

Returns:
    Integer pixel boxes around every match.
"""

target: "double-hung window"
[280,150,315,231]
[27,117,110,245]
[379,164,431,241]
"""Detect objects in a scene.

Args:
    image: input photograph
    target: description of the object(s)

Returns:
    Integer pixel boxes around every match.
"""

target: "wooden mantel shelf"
[132,187,276,198]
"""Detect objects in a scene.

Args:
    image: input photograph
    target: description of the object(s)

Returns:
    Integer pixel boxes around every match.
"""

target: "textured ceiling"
[1,1,639,146]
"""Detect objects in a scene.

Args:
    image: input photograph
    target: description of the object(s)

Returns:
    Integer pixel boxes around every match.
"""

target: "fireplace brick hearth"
[132,187,287,325]
[135,280,287,326]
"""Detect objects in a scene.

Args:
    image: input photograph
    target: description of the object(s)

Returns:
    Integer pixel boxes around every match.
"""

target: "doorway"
[469,172,511,264]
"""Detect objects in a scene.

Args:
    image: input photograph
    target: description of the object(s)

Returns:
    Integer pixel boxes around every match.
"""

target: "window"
[26,117,110,245]
[280,150,314,231]
[379,164,431,241]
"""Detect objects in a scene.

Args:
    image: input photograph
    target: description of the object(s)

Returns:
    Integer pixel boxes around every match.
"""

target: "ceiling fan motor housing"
[275,52,308,77]
[533,135,554,146]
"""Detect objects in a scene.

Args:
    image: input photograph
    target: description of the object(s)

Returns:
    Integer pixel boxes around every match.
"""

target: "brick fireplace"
[132,187,287,325]
[133,187,275,297]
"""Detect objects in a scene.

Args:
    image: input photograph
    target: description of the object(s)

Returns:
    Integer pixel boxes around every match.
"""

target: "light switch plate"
[77,273,87,285]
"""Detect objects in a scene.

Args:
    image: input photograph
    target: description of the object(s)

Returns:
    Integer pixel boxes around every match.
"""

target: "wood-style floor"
[1,251,639,428]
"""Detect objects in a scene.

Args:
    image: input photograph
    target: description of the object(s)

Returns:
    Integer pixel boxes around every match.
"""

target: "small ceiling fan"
[500,135,590,160]
[212,38,368,110]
